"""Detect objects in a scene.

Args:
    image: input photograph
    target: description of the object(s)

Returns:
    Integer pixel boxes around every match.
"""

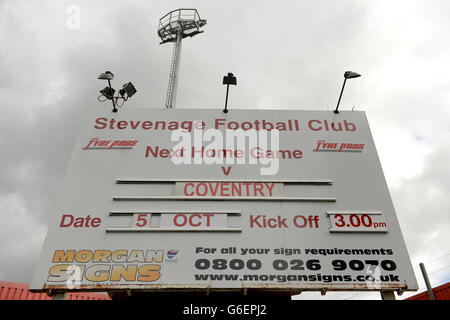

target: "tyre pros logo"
[314,140,365,153]
[82,138,138,150]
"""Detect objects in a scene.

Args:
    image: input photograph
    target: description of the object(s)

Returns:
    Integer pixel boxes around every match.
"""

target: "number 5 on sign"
[133,214,151,228]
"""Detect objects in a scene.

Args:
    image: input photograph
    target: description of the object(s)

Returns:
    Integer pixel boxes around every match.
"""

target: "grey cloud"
[0,0,448,297]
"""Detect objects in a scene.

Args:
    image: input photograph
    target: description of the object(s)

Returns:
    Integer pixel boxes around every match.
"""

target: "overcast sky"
[0,0,449,300]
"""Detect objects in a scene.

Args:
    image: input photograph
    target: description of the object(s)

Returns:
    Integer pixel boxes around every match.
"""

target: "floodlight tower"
[158,9,207,109]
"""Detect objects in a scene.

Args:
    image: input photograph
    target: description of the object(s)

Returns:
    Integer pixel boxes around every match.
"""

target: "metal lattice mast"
[165,27,183,109]
[158,9,207,109]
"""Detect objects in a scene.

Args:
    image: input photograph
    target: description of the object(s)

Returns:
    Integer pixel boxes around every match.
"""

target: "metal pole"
[108,79,117,112]
[223,84,230,113]
[166,26,183,109]
[334,78,347,114]
[420,263,436,300]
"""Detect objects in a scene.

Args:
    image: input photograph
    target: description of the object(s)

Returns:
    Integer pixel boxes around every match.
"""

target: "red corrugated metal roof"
[405,282,450,300]
[0,281,110,300]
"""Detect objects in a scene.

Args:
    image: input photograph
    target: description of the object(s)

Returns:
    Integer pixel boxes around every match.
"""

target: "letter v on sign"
[221,166,232,176]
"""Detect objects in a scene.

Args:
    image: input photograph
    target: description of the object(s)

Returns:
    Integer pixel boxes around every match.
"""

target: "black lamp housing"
[223,73,237,85]
[99,86,115,100]
[119,82,137,99]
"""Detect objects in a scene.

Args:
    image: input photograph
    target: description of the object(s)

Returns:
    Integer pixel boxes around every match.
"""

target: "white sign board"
[30,108,418,294]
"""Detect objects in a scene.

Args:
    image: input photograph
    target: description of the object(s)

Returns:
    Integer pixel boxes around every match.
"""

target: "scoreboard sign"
[30,108,418,294]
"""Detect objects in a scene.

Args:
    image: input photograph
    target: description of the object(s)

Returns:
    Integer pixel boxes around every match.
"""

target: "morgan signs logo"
[82,138,138,150]
[313,140,365,153]
[47,249,163,284]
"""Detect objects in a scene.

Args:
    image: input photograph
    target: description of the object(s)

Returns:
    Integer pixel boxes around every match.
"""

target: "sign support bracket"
[380,291,396,300]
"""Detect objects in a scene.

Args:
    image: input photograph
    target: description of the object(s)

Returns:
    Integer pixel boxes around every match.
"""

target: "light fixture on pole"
[158,9,207,109]
[222,73,237,113]
[98,71,136,113]
[334,71,361,114]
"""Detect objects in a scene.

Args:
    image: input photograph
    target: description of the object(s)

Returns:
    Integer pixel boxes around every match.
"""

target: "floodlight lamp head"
[119,82,137,98]
[98,71,114,80]
[158,9,207,44]
[100,86,115,100]
[223,73,237,85]
[344,71,361,79]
